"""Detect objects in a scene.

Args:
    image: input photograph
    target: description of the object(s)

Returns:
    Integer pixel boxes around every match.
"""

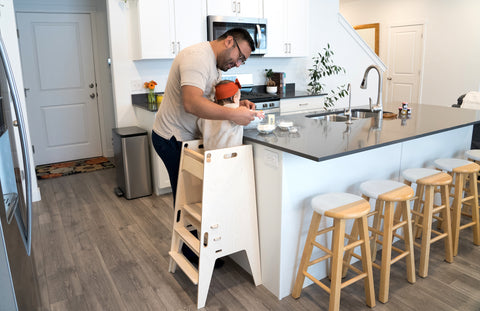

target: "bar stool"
[402,168,454,277]
[466,149,480,188]
[292,193,375,311]
[433,158,480,256]
[355,180,416,303]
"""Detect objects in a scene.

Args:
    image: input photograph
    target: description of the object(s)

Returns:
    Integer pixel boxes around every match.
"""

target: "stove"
[241,90,280,112]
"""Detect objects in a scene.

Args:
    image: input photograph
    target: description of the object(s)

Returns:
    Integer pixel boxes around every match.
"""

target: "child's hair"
[215,79,241,106]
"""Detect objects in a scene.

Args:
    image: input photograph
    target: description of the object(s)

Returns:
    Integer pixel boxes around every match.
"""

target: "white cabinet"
[207,0,262,18]
[280,96,325,115]
[264,0,308,57]
[131,0,206,59]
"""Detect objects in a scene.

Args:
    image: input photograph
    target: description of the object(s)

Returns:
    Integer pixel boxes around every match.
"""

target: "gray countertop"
[243,104,480,162]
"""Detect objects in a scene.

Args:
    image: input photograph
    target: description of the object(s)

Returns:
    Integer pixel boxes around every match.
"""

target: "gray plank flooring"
[32,168,480,310]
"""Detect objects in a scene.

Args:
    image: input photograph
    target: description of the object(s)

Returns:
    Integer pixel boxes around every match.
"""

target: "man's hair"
[217,28,255,52]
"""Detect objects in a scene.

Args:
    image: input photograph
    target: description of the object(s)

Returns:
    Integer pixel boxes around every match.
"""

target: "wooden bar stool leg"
[413,185,425,239]
[379,200,393,303]
[292,212,323,298]
[418,185,434,278]
[402,200,416,284]
[342,218,359,278]
[370,199,383,262]
[452,173,464,256]
[358,215,376,308]
[329,219,346,311]
[468,172,480,246]
[440,184,454,263]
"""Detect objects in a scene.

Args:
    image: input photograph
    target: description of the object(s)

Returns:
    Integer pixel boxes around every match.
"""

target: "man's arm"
[182,85,256,125]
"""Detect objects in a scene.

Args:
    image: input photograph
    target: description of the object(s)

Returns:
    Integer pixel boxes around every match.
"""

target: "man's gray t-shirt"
[153,41,221,141]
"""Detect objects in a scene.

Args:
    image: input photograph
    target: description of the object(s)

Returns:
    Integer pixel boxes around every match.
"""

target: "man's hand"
[240,99,255,110]
[231,106,257,125]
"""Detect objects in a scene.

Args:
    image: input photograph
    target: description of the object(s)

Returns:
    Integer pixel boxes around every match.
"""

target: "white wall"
[308,0,384,110]
[340,0,480,107]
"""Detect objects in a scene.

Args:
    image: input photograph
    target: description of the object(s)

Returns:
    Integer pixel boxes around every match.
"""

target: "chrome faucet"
[360,65,383,113]
[344,83,352,124]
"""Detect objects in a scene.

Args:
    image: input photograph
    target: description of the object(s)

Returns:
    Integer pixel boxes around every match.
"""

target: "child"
[197,79,264,150]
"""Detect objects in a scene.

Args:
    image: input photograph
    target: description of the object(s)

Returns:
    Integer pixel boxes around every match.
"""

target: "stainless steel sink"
[350,109,382,119]
[307,113,351,122]
[306,109,392,122]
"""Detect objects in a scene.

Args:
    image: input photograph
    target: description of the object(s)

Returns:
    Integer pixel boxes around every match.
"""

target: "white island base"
[248,126,473,299]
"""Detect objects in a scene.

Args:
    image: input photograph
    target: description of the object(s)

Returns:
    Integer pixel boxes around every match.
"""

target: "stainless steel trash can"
[112,126,152,199]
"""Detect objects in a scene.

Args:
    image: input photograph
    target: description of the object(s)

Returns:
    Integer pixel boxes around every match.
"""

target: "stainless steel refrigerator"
[0,30,41,310]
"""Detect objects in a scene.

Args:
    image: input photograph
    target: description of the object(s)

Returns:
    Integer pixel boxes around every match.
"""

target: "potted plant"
[308,44,348,108]
[265,69,277,94]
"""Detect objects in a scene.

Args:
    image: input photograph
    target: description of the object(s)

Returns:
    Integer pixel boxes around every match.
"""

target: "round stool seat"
[311,193,370,219]
[402,168,452,186]
[466,149,480,161]
[360,180,414,201]
[434,158,473,172]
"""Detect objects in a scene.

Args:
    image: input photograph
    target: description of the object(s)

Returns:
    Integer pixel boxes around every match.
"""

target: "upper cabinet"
[263,0,308,57]
[131,0,206,60]
[207,0,263,18]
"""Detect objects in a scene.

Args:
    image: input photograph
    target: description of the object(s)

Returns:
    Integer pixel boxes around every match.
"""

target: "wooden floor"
[32,168,480,310]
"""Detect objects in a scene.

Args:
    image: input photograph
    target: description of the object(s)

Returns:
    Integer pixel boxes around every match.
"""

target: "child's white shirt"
[197,103,243,151]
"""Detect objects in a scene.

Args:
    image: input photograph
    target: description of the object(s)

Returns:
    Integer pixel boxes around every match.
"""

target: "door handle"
[90,93,96,99]
[387,77,392,80]
[255,24,261,49]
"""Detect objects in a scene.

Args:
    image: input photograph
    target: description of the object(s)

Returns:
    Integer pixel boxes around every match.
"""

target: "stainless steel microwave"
[207,15,267,55]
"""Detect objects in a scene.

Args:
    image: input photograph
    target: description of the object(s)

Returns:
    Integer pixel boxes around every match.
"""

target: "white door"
[17,12,102,165]
[385,24,424,106]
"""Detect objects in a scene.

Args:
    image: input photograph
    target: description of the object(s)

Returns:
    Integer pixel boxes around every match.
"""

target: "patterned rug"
[35,156,115,180]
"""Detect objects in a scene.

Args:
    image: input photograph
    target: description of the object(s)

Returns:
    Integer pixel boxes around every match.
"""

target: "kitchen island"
[242,103,480,299]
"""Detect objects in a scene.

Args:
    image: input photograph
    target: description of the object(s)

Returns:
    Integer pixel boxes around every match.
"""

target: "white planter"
[266,86,278,94]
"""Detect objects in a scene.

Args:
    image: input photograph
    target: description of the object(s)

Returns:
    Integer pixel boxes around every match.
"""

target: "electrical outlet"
[130,80,143,92]
[264,149,279,168]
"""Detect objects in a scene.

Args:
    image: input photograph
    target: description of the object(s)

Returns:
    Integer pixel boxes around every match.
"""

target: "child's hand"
[255,110,265,119]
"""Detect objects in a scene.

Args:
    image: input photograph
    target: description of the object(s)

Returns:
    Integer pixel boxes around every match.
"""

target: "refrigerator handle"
[0,30,33,255]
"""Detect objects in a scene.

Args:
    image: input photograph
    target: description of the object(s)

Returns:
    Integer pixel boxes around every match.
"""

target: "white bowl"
[257,123,276,134]
[278,121,293,130]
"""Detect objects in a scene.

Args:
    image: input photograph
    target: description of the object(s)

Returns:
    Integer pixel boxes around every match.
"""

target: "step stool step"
[183,202,202,223]
[174,225,200,255]
[169,251,199,284]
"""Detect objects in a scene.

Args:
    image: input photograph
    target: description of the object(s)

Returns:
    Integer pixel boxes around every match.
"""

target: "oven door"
[207,15,267,55]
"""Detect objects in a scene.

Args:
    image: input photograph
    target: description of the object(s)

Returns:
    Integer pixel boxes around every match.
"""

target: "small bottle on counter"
[398,102,409,116]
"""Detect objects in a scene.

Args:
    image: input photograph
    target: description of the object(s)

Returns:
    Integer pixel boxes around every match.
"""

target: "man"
[152,28,257,203]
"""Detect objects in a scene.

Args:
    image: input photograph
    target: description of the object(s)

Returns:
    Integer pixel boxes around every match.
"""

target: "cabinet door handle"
[177,42,180,53]
[90,93,96,99]
[237,2,240,13]
[171,42,175,54]
[387,77,392,80]
[284,43,288,54]
[232,1,236,13]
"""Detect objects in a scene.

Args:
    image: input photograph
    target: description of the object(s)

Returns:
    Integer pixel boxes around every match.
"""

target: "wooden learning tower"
[168,140,262,308]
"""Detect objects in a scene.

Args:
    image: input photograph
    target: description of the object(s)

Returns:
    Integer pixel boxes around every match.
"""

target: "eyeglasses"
[233,37,246,65]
